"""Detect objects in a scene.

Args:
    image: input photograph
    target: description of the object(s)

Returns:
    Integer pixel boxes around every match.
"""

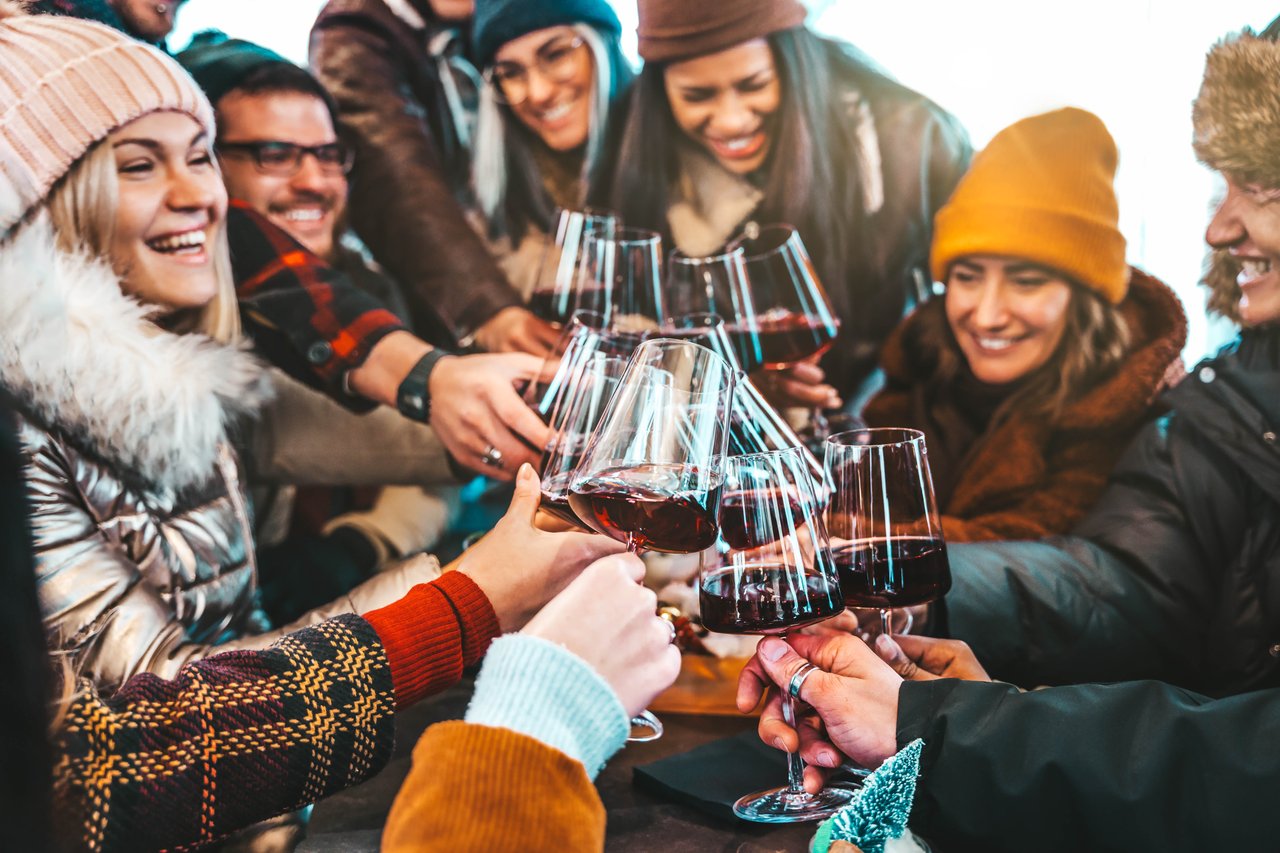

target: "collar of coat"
[877,267,1189,432]
[0,216,269,494]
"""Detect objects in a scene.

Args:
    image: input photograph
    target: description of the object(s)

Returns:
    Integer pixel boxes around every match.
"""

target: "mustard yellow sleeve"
[382,721,606,852]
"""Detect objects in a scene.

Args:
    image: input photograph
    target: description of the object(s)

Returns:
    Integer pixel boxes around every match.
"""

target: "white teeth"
[284,208,325,222]
[147,230,206,253]
[719,136,753,152]
[539,102,572,122]
[1239,259,1272,285]
[976,337,1014,351]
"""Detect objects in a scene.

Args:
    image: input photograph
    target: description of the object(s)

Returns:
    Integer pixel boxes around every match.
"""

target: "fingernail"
[761,639,787,661]
[818,749,838,767]
[517,462,533,480]
[875,633,901,659]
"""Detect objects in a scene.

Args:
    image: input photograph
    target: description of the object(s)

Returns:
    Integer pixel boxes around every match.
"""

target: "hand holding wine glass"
[699,447,851,823]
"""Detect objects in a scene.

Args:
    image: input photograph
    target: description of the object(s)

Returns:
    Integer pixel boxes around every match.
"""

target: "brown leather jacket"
[310,0,521,347]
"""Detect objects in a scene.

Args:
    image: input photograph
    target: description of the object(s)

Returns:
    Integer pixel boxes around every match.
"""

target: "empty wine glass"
[729,224,842,438]
[528,207,619,325]
[699,447,851,823]
[823,429,953,637]
[577,224,664,333]
[660,246,752,330]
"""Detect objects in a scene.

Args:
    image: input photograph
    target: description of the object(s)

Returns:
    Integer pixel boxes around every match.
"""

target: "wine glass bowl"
[824,428,953,633]
[568,338,735,555]
[528,207,619,325]
[577,225,665,333]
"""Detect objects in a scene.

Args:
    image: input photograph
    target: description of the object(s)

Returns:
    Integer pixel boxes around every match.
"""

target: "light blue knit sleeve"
[465,633,630,779]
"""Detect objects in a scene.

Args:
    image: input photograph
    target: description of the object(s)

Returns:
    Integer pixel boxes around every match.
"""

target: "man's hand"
[473,306,560,357]
[452,464,626,631]
[752,362,842,410]
[428,352,550,478]
[737,634,902,788]
[872,634,991,682]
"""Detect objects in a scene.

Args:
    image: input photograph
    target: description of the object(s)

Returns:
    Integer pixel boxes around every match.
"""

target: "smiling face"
[216,90,347,261]
[663,39,781,175]
[944,256,1074,386]
[109,111,227,314]
[493,26,594,152]
[1206,174,1280,327]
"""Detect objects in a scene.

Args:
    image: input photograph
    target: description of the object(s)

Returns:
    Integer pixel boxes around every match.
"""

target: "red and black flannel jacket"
[228,201,406,411]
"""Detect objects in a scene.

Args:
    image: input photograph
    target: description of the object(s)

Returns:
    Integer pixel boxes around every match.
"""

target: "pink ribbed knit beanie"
[0,1,214,239]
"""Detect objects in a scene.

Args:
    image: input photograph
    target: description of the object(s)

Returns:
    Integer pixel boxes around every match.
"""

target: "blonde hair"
[45,136,240,344]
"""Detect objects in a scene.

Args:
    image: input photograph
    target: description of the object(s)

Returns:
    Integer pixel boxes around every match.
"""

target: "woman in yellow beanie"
[862,107,1187,542]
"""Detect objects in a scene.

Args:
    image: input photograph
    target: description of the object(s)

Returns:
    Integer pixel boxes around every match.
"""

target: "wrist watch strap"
[396,349,452,422]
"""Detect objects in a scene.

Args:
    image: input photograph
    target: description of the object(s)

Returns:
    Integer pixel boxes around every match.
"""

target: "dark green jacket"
[901,328,1280,850]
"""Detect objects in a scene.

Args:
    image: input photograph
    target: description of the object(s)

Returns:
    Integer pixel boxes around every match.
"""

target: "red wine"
[726,311,840,371]
[700,564,843,634]
[568,465,721,553]
[718,488,809,551]
[529,286,609,325]
[831,537,952,609]
[539,491,586,528]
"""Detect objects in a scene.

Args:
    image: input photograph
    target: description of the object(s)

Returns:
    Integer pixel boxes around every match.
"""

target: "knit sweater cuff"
[362,572,500,708]
[465,634,629,779]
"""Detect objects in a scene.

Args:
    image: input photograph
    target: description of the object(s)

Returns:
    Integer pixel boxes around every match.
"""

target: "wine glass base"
[732,784,855,823]
[627,709,663,743]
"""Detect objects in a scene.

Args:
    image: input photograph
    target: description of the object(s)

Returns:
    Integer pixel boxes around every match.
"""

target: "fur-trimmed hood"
[0,216,269,493]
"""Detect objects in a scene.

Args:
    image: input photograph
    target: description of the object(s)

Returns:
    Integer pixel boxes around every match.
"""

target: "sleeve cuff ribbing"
[465,634,629,779]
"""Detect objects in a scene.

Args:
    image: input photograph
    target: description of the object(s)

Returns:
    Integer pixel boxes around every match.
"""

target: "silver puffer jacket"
[1,217,438,692]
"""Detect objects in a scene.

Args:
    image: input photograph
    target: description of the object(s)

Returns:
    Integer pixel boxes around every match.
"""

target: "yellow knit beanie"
[930,107,1129,304]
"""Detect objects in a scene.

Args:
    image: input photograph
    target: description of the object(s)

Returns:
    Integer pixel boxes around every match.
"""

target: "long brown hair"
[903,280,1132,421]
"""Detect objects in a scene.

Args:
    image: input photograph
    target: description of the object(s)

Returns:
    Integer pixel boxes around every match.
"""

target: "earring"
[154,2,169,13]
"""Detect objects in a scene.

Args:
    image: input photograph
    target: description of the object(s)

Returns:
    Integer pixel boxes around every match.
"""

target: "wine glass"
[659,312,826,488]
[569,339,735,742]
[823,429,952,638]
[524,308,647,420]
[577,224,665,333]
[661,246,753,330]
[698,447,851,823]
[539,352,630,529]
[729,224,842,438]
[528,207,619,325]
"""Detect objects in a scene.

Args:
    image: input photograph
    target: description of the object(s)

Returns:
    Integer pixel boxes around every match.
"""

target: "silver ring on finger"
[480,444,504,469]
[788,662,820,700]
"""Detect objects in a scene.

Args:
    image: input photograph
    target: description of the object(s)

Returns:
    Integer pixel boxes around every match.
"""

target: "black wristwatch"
[396,349,453,423]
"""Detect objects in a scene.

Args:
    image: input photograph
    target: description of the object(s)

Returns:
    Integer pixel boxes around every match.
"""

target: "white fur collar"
[0,216,269,493]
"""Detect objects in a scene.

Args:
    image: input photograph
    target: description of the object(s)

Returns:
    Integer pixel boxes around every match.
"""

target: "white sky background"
[171,0,1280,362]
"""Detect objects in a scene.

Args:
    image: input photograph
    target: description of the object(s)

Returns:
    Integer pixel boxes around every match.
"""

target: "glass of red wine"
[570,338,735,741]
[823,428,952,637]
[577,224,665,333]
[539,353,631,529]
[523,308,647,420]
[528,207,619,326]
[728,224,842,439]
[699,446,851,822]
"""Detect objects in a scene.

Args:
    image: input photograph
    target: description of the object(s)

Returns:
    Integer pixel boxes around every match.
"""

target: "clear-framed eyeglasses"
[484,35,587,106]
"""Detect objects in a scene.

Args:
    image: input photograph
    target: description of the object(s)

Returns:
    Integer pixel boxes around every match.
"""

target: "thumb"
[504,463,543,525]
[874,633,935,681]
[756,637,824,704]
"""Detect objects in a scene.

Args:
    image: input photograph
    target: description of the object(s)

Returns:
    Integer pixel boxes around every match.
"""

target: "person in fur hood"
[862,108,1187,543]
[0,8,657,849]
[735,27,1280,852]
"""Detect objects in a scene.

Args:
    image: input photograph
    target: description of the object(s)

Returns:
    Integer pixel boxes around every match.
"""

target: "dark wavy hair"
[601,28,916,337]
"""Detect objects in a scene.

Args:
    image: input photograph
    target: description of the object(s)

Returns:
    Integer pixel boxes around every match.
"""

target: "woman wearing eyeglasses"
[604,0,972,408]
[468,0,634,297]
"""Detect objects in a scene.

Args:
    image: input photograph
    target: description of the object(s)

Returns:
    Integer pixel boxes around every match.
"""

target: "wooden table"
[299,676,818,852]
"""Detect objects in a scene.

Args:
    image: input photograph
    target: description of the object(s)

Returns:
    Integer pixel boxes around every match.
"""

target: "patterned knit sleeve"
[52,613,397,853]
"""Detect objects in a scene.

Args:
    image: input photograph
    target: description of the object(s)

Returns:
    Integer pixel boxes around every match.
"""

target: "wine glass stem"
[879,607,892,637]
[809,406,829,441]
[783,691,808,797]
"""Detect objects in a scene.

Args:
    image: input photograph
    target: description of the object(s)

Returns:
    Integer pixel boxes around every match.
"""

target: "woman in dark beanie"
[604,0,972,406]
[862,108,1186,543]
[469,0,633,297]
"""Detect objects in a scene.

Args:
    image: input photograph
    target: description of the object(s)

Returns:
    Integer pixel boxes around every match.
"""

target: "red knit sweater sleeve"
[362,571,500,708]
